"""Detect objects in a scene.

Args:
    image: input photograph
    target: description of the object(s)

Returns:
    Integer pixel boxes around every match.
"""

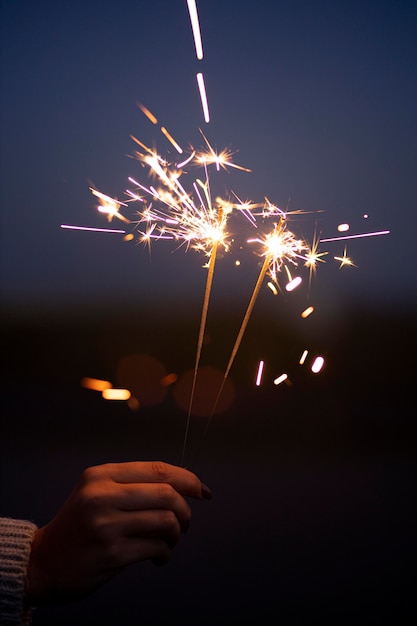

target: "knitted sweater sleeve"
[0,517,38,626]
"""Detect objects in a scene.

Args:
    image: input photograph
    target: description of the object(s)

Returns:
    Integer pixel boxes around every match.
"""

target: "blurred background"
[1,0,416,623]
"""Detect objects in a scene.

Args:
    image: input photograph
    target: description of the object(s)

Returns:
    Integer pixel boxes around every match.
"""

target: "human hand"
[26,461,212,604]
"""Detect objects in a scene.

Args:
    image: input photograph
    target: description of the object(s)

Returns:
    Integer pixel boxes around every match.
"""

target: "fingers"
[98,461,211,500]
[107,482,192,532]
[91,510,183,569]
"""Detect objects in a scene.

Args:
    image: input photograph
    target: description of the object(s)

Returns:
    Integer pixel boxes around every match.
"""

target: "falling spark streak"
[301,306,314,318]
[160,127,183,154]
[196,73,210,123]
[267,281,278,295]
[61,224,126,234]
[286,276,302,291]
[136,102,158,124]
[299,350,308,365]
[321,230,390,242]
[274,373,288,385]
[311,356,325,373]
[255,360,264,386]
[187,0,204,60]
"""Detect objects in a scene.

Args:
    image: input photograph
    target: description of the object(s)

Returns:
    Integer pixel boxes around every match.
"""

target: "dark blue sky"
[1,0,416,315]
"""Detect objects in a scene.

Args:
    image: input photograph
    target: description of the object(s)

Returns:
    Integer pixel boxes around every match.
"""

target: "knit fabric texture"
[0,518,37,626]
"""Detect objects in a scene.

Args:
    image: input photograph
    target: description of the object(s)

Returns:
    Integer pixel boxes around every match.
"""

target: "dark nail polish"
[201,483,212,500]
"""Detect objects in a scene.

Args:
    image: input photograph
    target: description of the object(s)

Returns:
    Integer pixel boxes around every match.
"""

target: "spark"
[187,0,204,60]
[90,188,130,223]
[334,246,356,268]
[196,132,252,173]
[304,232,328,280]
[196,72,210,123]
[255,360,264,386]
[248,218,309,285]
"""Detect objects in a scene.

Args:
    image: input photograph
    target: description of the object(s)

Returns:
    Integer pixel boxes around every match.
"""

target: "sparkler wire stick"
[180,237,220,466]
[191,252,272,468]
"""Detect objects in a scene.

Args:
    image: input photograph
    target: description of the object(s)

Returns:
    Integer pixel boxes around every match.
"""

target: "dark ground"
[1,299,416,625]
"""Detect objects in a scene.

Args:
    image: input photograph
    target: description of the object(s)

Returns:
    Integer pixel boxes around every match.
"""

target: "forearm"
[0,517,37,626]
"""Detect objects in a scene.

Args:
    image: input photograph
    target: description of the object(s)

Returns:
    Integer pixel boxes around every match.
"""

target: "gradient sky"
[1,0,416,315]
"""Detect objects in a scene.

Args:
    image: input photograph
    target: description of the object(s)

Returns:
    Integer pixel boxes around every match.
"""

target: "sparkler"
[93,109,253,465]
[189,212,320,465]
[70,1,391,467]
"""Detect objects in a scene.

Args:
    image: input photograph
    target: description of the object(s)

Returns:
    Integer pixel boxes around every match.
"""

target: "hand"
[26,461,212,604]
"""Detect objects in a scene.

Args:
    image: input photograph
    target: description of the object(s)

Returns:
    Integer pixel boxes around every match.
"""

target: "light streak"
[321,230,390,243]
[187,0,204,60]
[160,127,183,154]
[197,72,210,123]
[137,101,158,124]
[61,224,126,234]
[255,360,264,386]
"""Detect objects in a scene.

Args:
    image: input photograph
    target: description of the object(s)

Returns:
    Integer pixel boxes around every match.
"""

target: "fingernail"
[201,483,212,500]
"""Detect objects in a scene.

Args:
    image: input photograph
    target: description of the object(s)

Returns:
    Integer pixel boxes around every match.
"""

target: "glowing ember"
[301,306,314,318]
[273,373,288,385]
[311,356,325,373]
[102,388,132,401]
[81,377,112,391]
[299,350,308,365]
[286,276,302,292]
[255,360,264,386]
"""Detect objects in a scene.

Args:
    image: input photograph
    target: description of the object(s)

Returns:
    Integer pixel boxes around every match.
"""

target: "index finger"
[101,460,212,500]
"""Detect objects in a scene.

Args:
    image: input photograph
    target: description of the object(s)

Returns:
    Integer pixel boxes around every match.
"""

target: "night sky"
[1,0,416,315]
